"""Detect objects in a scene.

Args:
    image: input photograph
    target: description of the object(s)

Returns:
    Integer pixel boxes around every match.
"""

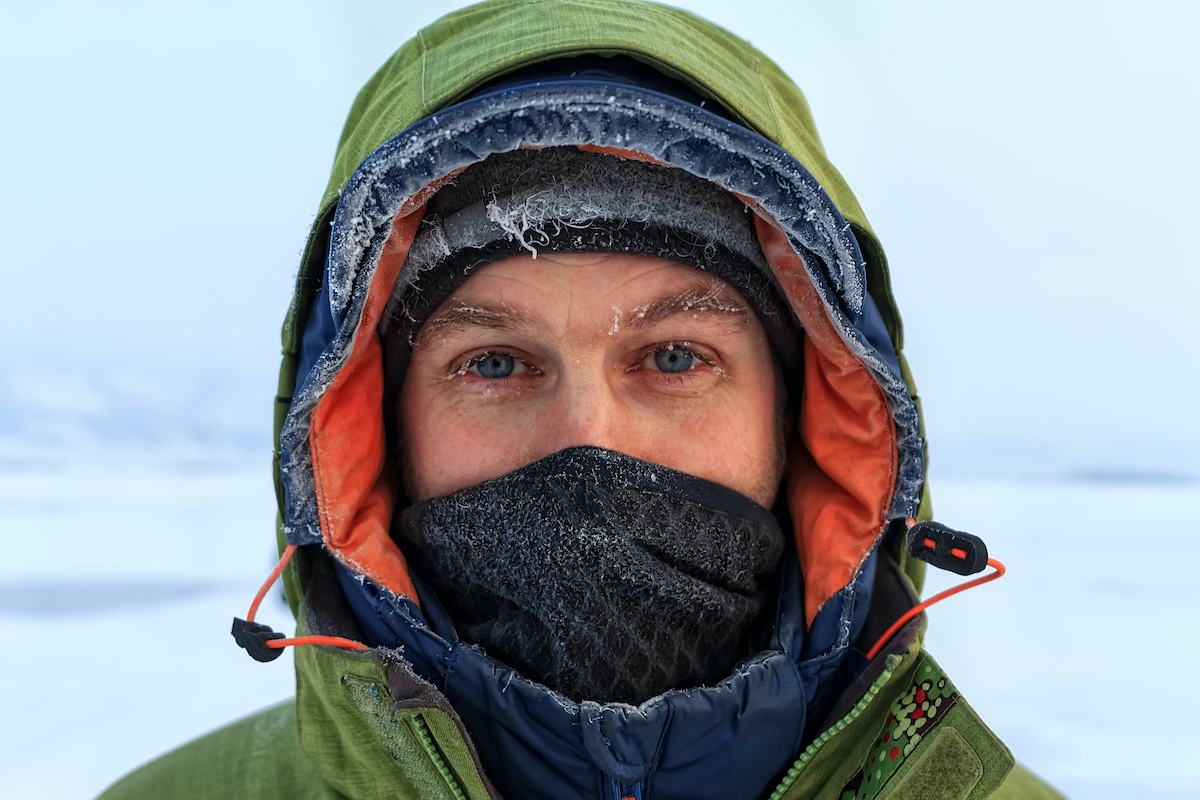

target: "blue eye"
[654,347,694,373]
[475,353,516,378]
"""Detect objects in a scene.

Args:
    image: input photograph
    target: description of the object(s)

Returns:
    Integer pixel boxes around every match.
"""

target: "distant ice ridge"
[0,361,272,462]
[929,435,1199,484]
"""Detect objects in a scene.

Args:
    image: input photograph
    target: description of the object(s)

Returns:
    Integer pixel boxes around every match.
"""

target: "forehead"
[412,253,758,347]
[452,252,744,306]
[418,252,753,341]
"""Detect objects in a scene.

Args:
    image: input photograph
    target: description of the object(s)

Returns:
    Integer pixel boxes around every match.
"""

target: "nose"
[542,360,623,455]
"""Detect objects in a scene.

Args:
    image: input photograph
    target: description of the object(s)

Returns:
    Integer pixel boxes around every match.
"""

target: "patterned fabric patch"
[838,659,960,800]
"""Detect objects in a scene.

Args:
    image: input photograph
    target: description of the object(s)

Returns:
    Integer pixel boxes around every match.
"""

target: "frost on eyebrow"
[417,302,531,346]
[608,306,622,336]
[626,279,749,331]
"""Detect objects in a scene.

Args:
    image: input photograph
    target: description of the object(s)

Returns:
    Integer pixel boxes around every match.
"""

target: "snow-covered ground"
[920,477,1199,799]
[2,454,1194,798]
[0,454,294,799]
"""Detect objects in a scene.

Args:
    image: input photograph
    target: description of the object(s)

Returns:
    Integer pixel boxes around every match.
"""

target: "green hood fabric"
[98,2,1067,798]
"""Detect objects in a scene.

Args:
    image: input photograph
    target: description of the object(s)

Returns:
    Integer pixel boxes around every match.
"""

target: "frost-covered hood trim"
[280,80,923,624]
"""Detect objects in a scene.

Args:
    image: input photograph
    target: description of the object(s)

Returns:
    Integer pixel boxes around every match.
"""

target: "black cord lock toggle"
[906,521,989,576]
[232,617,286,662]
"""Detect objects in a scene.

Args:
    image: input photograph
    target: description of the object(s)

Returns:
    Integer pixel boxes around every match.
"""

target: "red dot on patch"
[887,713,894,726]
[890,747,900,760]
[912,708,925,720]
[871,757,877,765]
[884,732,890,744]
[915,689,925,703]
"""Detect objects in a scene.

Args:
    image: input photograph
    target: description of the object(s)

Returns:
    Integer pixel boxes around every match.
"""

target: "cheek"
[627,369,781,506]
[670,390,778,491]
[398,377,540,500]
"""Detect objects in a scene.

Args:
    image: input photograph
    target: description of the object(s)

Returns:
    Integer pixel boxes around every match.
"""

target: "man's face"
[398,252,785,506]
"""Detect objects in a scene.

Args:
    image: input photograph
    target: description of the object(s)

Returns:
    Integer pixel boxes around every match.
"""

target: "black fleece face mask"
[394,446,785,705]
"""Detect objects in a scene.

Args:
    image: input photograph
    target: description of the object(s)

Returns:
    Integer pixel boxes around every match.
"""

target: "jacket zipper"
[767,656,900,800]
[410,712,469,800]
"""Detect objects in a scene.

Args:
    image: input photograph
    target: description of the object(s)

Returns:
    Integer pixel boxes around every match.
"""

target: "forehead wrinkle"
[624,275,749,333]
[417,301,539,345]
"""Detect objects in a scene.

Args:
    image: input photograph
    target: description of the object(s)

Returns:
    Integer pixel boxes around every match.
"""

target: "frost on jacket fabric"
[98,1,1066,799]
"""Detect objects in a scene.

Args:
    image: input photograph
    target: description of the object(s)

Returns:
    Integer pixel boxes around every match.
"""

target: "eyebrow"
[625,278,749,332]
[418,302,535,344]
[417,275,749,345]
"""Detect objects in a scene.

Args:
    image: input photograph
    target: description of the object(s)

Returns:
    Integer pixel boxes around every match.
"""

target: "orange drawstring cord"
[864,518,1006,661]
[245,544,297,624]
[864,557,1005,661]
[233,543,368,662]
[265,634,371,649]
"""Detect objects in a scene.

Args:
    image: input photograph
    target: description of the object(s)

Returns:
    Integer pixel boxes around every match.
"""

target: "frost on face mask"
[393,446,785,705]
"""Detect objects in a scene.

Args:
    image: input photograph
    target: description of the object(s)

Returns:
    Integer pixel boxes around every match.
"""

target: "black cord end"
[232,617,286,662]
[906,521,989,576]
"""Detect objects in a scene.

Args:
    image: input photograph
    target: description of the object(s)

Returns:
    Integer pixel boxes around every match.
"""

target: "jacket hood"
[266,1,940,796]
[274,0,931,628]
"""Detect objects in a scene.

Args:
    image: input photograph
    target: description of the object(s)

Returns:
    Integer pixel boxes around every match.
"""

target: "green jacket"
[101,2,1066,798]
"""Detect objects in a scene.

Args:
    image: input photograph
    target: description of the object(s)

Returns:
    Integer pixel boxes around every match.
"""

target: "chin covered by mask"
[394,446,785,705]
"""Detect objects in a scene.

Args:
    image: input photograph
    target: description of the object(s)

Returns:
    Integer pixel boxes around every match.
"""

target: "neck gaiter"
[394,446,785,705]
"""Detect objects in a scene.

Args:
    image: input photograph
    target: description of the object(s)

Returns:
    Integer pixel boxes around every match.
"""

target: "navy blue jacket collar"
[338,546,876,800]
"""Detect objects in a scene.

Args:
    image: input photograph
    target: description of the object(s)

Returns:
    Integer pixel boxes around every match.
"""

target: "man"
[100,1,1065,798]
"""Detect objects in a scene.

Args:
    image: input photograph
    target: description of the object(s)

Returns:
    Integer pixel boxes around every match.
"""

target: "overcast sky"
[3,0,1196,478]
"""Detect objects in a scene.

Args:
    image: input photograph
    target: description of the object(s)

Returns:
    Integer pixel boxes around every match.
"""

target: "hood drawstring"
[232,544,369,662]
[234,521,1002,664]
[865,519,1006,661]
